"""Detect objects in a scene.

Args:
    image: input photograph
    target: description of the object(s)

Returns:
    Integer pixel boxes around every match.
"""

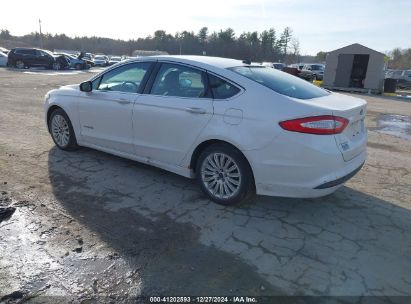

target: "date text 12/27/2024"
[149,296,258,303]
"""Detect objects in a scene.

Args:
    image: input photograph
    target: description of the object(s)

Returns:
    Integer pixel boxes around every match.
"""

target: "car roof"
[14,47,38,50]
[130,55,252,69]
[90,55,266,88]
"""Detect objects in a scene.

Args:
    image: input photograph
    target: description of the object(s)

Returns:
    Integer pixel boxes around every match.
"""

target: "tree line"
[0,27,300,63]
[387,48,411,70]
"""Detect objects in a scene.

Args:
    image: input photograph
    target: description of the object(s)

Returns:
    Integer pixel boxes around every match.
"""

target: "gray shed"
[323,43,386,93]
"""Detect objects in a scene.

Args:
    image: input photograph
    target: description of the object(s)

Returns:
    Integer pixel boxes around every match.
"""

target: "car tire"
[15,60,25,69]
[52,62,61,70]
[196,143,255,206]
[48,109,78,151]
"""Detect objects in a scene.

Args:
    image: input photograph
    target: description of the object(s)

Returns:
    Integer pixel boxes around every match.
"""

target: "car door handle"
[185,107,207,114]
[115,98,131,105]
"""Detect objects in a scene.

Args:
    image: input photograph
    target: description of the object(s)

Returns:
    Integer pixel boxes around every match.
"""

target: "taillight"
[279,115,349,135]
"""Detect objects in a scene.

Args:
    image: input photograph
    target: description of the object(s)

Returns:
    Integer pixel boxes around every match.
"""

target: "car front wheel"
[49,109,78,151]
[196,144,255,205]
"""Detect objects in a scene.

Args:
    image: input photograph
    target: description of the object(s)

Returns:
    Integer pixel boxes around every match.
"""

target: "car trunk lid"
[295,93,367,161]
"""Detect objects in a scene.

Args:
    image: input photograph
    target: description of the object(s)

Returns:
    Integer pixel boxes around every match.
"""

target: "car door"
[36,50,51,67]
[23,49,37,66]
[132,62,213,166]
[78,61,153,154]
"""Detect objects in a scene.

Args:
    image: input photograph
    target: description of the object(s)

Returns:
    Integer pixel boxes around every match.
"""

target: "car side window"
[208,74,240,99]
[150,63,207,98]
[17,49,34,55]
[97,62,151,93]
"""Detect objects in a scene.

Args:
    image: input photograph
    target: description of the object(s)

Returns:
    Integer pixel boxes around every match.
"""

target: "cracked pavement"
[0,68,411,302]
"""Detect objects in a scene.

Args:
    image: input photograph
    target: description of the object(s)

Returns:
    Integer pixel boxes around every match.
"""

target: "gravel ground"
[0,67,410,303]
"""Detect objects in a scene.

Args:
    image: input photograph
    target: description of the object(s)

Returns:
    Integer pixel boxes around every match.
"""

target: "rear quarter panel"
[181,74,334,168]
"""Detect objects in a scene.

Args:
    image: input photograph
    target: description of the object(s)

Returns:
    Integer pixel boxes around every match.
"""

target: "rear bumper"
[314,161,364,189]
[244,133,367,198]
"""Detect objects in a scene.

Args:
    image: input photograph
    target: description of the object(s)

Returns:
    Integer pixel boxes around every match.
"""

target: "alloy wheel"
[51,114,70,147]
[201,153,242,199]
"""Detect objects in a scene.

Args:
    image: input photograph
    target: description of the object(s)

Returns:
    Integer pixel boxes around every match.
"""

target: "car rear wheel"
[52,62,61,70]
[15,60,25,69]
[48,109,78,151]
[196,143,255,205]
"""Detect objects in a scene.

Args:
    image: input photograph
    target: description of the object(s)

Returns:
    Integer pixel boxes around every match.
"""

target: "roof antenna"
[242,59,251,65]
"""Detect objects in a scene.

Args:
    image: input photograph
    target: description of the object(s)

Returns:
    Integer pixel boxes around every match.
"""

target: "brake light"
[279,115,349,135]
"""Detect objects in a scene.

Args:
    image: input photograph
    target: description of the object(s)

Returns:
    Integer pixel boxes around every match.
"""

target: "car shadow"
[47,146,411,297]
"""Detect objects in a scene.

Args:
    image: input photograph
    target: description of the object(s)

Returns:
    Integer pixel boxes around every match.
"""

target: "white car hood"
[62,84,80,90]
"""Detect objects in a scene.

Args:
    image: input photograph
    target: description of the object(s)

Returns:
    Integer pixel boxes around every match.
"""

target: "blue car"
[54,53,91,70]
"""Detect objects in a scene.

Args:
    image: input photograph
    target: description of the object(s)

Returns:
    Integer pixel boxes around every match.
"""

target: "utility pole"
[39,19,43,49]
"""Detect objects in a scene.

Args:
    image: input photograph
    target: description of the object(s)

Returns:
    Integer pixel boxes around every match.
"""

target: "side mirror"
[80,81,92,92]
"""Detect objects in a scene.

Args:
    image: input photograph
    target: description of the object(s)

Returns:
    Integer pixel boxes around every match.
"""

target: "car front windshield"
[95,56,105,60]
[228,66,329,100]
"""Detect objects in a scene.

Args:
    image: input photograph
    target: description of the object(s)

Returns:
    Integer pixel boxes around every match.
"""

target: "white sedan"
[0,51,8,66]
[44,55,367,205]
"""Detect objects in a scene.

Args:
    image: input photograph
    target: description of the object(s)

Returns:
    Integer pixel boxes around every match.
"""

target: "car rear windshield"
[228,66,329,99]
[311,65,324,71]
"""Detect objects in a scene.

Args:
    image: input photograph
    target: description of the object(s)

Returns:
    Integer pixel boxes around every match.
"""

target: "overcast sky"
[1,0,410,55]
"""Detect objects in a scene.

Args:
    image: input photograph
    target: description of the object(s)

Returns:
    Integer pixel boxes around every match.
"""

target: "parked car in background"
[81,53,93,61]
[299,64,325,81]
[262,62,286,70]
[54,53,91,70]
[283,65,301,77]
[44,55,366,205]
[93,55,109,67]
[108,56,122,66]
[7,48,69,70]
[385,69,403,80]
[0,51,8,66]
[0,47,9,54]
[289,63,305,71]
[397,70,411,89]
[121,55,136,61]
